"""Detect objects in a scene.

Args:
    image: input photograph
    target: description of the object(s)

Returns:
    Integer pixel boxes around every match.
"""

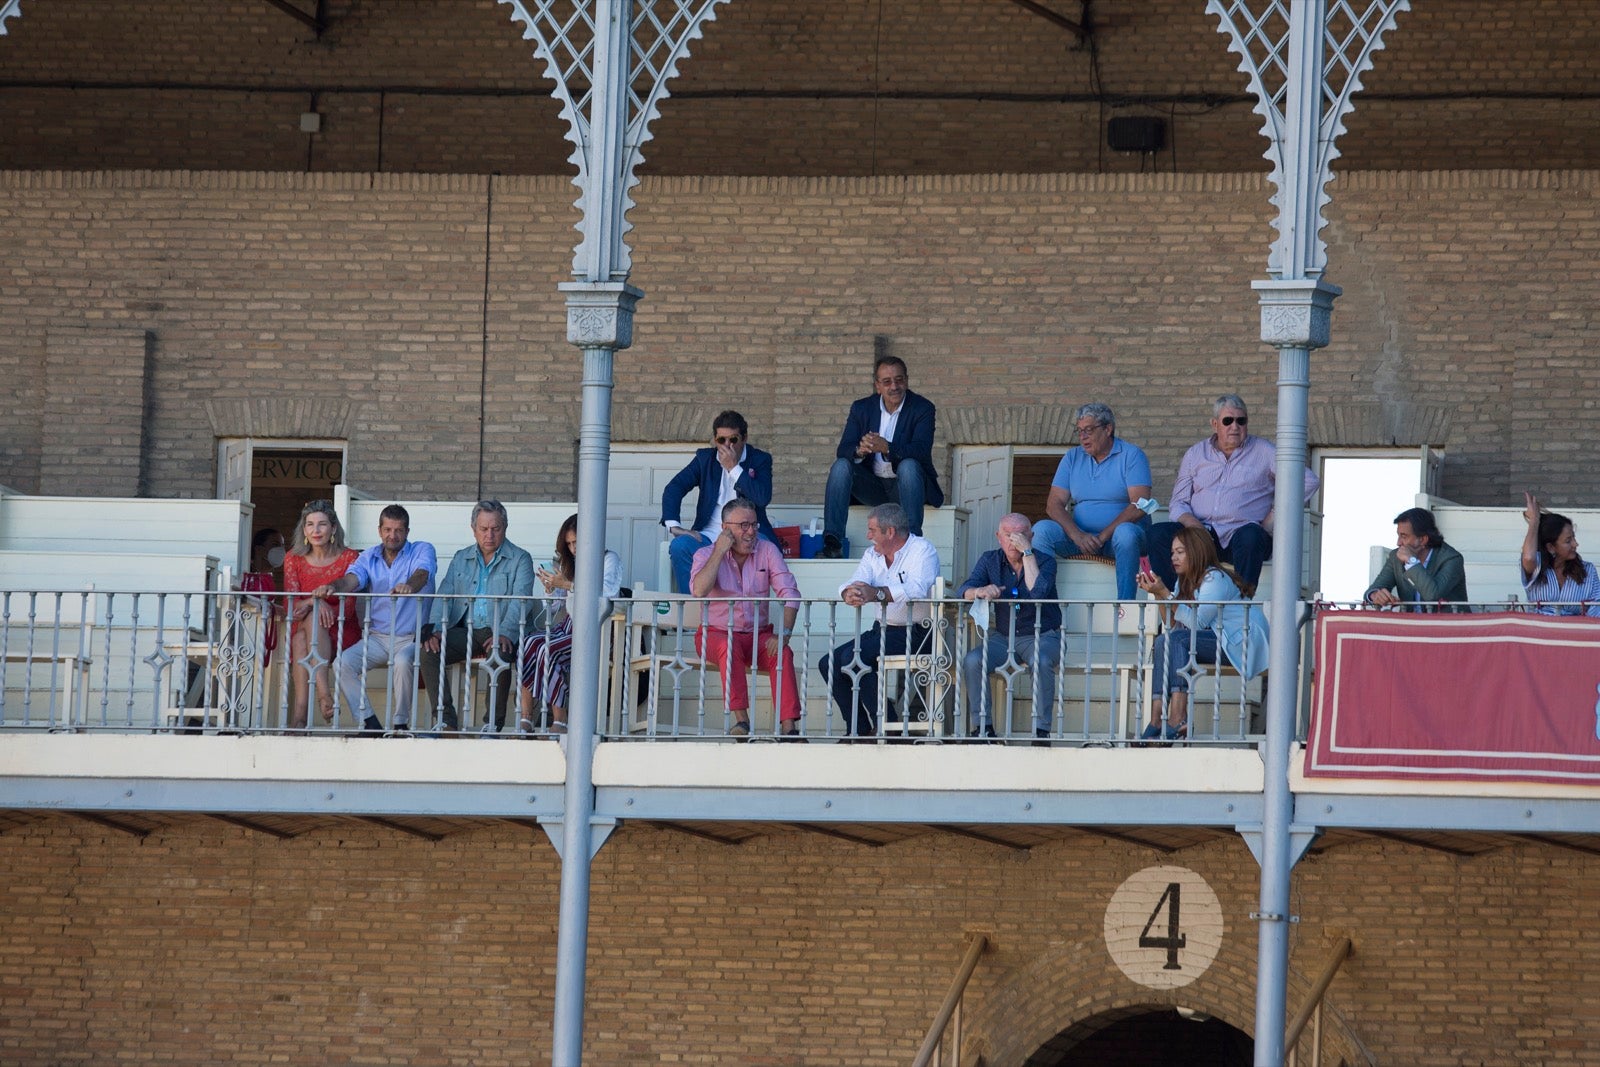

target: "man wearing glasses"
[661,410,776,593]
[821,355,944,558]
[1030,402,1152,600]
[1146,394,1320,589]
[690,498,805,739]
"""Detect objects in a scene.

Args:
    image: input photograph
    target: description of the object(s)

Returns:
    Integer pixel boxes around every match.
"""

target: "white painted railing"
[0,586,1305,746]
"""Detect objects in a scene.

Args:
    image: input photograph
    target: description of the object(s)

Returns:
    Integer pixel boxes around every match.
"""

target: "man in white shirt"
[820,356,944,557]
[659,410,777,592]
[816,502,942,738]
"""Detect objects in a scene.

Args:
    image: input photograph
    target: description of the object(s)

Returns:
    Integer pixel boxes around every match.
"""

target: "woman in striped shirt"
[1520,492,1600,616]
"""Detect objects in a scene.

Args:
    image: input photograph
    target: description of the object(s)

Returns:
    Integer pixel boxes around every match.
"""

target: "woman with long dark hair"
[1520,492,1600,616]
[517,513,622,734]
[1134,524,1269,741]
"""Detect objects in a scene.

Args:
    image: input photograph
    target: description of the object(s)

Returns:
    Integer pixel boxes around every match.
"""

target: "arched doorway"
[1024,1005,1253,1066]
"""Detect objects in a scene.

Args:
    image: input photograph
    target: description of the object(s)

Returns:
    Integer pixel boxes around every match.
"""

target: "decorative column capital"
[559,280,644,350]
[1252,278,1342,349]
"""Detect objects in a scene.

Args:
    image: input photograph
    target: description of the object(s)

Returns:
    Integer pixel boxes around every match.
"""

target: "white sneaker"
[480,721,500,736]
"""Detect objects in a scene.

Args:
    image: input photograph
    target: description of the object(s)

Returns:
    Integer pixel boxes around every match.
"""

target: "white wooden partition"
[1421,495,1600,605]
[335,488,578,570]
[0,492,251,574]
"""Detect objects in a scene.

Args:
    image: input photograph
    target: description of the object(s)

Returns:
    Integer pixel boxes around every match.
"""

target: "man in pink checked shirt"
[689,497,805,740]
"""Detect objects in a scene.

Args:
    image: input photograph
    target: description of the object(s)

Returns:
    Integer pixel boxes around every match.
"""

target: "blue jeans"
[962,629,1062,733]
[1031,516,1150,600]
[1147,521,1272,591]
[1151,626,1220,696]
[824,457,930,539]
[669,529,779,593]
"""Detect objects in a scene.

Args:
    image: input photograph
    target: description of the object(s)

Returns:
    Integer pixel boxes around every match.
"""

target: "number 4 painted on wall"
[1138,881,1187,970]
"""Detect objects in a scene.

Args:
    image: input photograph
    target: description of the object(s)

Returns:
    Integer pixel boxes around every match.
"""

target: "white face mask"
[266,545,287,568]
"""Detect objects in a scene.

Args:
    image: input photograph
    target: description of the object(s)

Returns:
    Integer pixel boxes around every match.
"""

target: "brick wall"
[1,816,1595,1064]
[2,168,1595,510]
[0,0,1597,176]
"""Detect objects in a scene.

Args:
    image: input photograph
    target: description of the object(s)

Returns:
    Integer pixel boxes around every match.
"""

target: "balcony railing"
[0,585,1313,746]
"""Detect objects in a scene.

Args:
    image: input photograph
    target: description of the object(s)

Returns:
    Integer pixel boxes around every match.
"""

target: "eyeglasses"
[714,435,742,445]
[725,521,759,531]
[1075,423,1107,436]
[1219,415,1248,426]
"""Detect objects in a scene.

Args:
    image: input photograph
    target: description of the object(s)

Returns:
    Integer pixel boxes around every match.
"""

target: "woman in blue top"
[1520,492,1600,617]
[1134,524,1269,741]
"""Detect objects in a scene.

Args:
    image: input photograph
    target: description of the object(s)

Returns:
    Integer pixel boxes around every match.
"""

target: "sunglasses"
[714,435,742,445]
[1219,415,1248,426]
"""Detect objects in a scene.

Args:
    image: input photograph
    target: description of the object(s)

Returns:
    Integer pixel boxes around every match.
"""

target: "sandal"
[779,722,808,742]
[518,717,536,734]
[729,720,751,739]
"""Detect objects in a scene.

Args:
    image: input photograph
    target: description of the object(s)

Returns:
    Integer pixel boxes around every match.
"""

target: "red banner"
[1305,610,1600,784]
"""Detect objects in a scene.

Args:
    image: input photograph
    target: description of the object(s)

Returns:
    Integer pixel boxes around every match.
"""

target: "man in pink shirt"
[690,497,805,739]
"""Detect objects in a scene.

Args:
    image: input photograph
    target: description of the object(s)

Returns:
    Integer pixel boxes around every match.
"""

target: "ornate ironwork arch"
[0,0,22,36]
[1209,0,1408,280]
[498,0,727,282]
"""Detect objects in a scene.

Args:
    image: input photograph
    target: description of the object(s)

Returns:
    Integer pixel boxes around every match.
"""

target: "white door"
[217,438,252,501]
[607,446,697,591]
[952,445,1013,575]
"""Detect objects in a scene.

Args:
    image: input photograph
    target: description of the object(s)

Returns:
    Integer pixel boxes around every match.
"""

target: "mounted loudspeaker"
[1107,116,1166,153]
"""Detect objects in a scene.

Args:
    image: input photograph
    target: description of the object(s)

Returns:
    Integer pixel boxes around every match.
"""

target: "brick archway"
[961,940,1368,1067]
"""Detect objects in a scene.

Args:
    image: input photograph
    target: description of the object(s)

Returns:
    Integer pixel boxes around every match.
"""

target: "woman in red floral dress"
[282,500,361,729]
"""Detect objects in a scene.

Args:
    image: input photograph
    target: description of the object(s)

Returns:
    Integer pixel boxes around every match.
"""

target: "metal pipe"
[912,935,988,1067]
[951,994,963,1067]
[551,2,633,1062]
[1254,0,1327,1057]
[551,343,616,1066]
[1285,937,1352,1050]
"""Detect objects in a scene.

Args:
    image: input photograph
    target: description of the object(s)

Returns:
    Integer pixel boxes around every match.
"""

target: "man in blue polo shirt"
[1030,403,1152,600]
[315,504,438,734]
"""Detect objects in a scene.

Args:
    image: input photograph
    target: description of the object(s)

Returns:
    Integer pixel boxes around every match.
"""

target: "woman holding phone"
[517,513,622,734]
[1134,524,1269,741]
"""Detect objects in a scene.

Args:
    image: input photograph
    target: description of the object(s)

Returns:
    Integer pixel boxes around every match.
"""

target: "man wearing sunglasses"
[661,410,776,593]
[1146,394,1319,589]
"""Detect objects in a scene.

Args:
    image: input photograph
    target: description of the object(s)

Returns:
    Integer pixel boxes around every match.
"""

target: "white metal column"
[1208,1,1408,1062]
[496,2,728,1063]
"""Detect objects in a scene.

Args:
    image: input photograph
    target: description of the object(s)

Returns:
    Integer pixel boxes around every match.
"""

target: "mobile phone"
[1138,556,1154,579]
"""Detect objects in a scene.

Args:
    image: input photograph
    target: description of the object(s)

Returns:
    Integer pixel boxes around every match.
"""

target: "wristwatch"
[878,587,889,604]
[1021,549,1034,557]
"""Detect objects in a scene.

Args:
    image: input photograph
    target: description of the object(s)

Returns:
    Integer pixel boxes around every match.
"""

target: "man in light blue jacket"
[420,501,535,733]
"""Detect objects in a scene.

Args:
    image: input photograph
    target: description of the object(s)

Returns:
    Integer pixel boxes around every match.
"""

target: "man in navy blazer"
[822,356,944,556]
[661,410,777,592]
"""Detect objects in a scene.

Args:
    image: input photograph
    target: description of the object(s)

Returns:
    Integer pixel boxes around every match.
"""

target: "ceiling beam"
[933,824,1032,852]
[209,813,301,840]
[788,822,886,848]
[658,821,749,847]
[261,0,326,36]
[1004,0,1087,41]
[356,815,445,842]
[73,812,150,838]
